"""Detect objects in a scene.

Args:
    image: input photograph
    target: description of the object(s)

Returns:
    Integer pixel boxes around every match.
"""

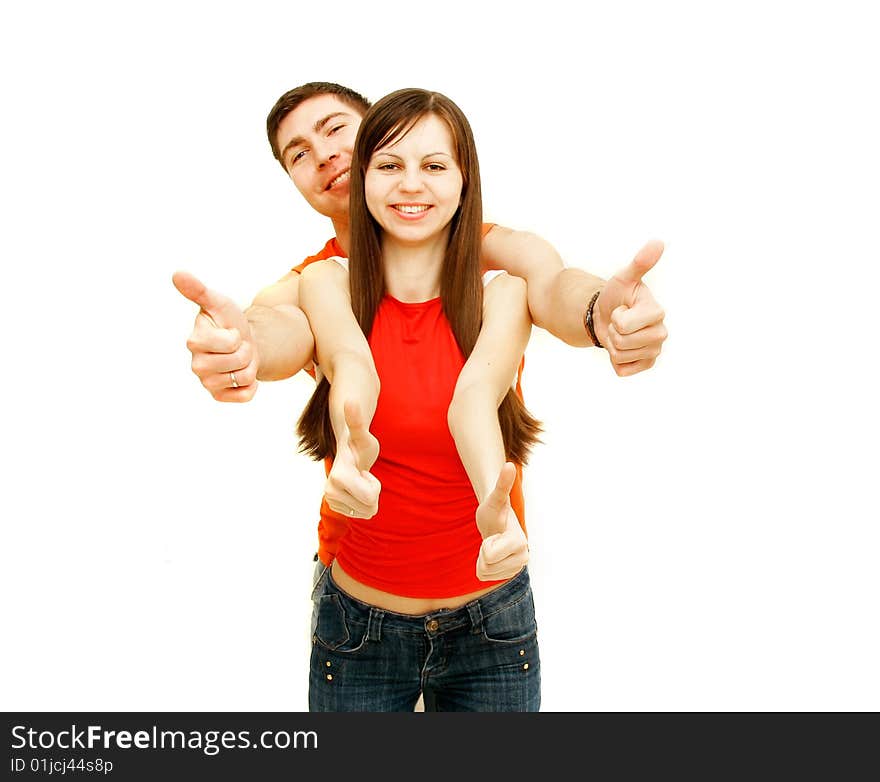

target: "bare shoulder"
[299,257,348,283]
[251,270,301,308]
[484,271,527,304]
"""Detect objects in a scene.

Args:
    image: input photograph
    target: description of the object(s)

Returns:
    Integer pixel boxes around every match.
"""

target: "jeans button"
[426,619,439,632]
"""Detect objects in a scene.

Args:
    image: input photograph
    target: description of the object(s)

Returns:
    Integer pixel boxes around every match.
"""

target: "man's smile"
[324,169,351,191]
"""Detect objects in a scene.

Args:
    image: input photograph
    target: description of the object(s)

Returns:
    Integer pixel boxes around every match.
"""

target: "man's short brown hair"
[266,82,371,167]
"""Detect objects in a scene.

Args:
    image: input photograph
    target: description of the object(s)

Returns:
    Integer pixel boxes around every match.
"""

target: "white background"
[2,0,877,712]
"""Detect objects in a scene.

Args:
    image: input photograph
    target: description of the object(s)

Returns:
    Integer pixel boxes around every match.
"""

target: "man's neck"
[331,217,350,256]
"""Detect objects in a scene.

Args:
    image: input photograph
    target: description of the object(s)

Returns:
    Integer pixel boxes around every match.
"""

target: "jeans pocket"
[313,594,368,653]
[481,589,538,645]
[310,559,328,600]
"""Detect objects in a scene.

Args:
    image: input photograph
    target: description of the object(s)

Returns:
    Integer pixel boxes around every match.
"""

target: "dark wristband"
[584,289,603,349]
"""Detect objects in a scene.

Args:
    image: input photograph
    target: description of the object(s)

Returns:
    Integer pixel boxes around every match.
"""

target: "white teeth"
[395,205,430,213]
[329,170,350,188]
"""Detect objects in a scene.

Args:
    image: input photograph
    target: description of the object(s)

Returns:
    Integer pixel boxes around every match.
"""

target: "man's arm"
[447,273,532,581]
[246,271,315,382]
[480,226,668,376]
[174,267,315,401]
[481,226,600,345]
[173,271,262,402]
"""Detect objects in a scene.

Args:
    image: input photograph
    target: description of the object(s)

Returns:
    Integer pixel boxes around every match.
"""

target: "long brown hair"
[298,88,541,464]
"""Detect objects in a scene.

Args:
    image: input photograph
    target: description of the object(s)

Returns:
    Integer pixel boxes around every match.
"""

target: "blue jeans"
[309,565,541,712]
[311,557,328,638]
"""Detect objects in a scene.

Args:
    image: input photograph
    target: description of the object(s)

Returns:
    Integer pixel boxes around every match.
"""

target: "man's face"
[275,94,363,221]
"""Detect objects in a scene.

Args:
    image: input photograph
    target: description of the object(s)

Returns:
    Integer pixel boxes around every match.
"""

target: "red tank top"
[292,228,527,569]
[334,295,508,598]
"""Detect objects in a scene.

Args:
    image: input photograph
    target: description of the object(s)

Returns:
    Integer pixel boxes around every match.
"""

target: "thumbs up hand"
[324,401,381,519]
[343,400,379,474]
[475,462,529,582]
[593,240,668,377]
[173,271,259,402]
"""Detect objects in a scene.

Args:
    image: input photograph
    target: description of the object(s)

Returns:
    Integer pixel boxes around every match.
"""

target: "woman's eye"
[426,163,446,172]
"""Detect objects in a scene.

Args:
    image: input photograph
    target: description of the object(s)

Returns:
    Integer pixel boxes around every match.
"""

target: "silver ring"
[229,371,239,388]
[348,507,358,517]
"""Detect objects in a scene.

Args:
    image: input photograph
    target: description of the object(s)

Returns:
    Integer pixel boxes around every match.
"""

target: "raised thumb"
[613,239,664,287]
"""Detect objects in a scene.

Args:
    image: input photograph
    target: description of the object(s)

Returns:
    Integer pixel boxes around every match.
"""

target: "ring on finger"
[229,371,239,388]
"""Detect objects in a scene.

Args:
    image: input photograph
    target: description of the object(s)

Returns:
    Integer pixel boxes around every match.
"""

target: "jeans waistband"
[320,566,532,639]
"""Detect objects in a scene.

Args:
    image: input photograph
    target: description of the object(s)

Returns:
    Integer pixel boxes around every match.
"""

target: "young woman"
[297,88,543,712]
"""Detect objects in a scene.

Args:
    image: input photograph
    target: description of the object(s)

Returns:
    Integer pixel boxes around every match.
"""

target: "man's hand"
[324,401,381,519]
[475,462,529,581]
[173,271,259,402]
[593,240,668,377]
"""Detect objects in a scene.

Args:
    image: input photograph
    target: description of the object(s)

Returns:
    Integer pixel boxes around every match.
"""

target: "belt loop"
[366,608,384,642]
[466,601,483,635]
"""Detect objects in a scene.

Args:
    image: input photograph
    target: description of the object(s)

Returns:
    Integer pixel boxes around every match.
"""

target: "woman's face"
[364,113,464,247]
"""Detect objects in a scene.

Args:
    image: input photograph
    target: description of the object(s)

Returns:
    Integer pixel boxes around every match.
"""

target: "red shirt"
[292,228,527,570]
[335,295,508,597]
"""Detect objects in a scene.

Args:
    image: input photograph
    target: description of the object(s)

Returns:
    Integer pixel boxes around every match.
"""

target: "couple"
[175,83,668,711]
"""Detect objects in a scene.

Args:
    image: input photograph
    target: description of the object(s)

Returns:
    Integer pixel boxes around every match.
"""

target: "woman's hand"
[475,462,528,581]
[324,401,381,519]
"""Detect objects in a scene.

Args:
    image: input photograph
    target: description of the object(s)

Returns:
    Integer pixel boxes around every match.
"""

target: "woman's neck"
[381,229,449,302]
